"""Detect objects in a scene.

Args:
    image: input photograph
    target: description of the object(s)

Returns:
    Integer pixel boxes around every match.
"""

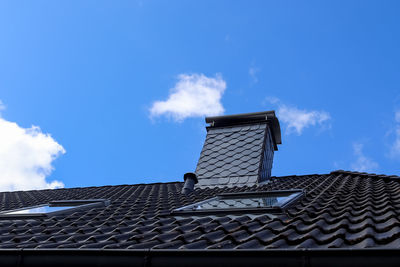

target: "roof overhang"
[1,248,400,267]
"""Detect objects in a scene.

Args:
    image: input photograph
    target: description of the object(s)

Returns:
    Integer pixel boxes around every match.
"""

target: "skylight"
[172,190,303,215]
[0,199,110,219]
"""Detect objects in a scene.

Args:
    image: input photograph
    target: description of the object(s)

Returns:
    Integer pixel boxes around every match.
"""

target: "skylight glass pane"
[193,194,295,210]
[3,205,79,215]
[175,191,302,213]
[0,199,110,218]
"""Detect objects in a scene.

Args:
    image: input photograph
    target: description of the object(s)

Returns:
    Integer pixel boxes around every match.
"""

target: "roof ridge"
[0,181,183,194]
[272,173,328,179]
[330,170,400,179]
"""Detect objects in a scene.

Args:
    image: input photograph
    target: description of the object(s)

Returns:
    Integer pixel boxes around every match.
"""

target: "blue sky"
[0,1,399,191]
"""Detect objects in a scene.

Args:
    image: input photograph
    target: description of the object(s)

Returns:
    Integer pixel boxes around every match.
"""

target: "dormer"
[195,111,281,188]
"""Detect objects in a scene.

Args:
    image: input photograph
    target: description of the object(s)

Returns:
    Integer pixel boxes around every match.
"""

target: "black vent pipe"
[181,172,198,195]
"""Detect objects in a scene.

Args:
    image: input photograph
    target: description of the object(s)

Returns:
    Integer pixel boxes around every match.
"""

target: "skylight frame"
[0,199,110,219]
[172,189,304,216]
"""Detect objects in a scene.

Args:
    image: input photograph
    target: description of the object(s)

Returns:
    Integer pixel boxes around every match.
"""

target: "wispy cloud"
[224,34,230,42]
[351,142,379,172]
[0,100,5,112]
[150,73,226,122]
[0,102,65,192]
[388,110,400,158]
[267,97,331,135]
[249,66,259,84]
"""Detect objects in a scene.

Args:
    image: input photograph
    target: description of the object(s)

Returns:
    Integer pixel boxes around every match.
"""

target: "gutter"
[2,248,400,267]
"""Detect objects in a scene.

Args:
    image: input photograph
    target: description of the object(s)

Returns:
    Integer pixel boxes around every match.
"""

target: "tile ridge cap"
[330,170,400,179]
[0,181,184,194]
[271,173,328,179]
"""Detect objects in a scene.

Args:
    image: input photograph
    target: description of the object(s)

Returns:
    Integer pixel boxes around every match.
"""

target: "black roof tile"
[181,239,209,249]
[235,238,264,249]
[207,239,235,249]
[127,240,160,249]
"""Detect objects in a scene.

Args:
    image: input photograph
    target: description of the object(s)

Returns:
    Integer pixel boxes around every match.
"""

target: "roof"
[0,170,400,250]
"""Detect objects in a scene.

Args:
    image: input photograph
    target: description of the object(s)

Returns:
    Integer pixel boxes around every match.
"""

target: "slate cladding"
[195,111,281,188]
[195,123,269,188]
[0,170,400,249]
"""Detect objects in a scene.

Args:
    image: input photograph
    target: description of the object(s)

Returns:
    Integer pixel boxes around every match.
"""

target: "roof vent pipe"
[182,173,198,195]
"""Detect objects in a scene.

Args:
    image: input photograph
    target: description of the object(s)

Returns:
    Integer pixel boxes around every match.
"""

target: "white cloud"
[268,98,331,135]
[389,110,400,158]
[351,142,379,172]
[0,104,65,192]
[150,73,226,122]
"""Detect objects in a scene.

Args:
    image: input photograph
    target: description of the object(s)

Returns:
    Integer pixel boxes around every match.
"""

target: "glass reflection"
[4,205,78,215]
[189,192,300,211]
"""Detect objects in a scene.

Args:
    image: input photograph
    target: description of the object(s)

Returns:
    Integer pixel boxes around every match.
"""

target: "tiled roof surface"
[0,170,399,249]
[195,123,267,188]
